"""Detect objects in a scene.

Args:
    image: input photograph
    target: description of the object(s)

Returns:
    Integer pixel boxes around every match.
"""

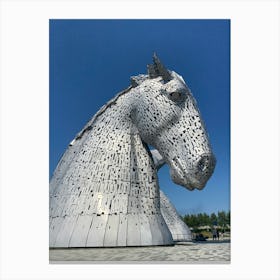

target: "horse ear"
[130,74,149,87]
[147,53,172,82]
[147,63,158,78]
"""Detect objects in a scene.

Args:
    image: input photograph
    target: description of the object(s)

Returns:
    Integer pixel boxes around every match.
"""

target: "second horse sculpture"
[50,54,216,247]
[151,149,193,242]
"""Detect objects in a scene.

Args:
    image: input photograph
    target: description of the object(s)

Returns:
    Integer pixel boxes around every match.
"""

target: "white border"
[0,0,279,279]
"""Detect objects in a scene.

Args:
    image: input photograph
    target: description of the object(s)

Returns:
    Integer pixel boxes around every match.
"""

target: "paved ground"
[49,239,230,263]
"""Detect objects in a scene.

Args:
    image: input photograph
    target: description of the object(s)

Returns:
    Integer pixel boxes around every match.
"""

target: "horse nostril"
[196,154,215,174]
[197,157,208,172]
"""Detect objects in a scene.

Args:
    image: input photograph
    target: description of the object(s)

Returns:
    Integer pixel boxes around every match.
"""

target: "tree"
[217,211,227,227]
[183,211,230,232]
[183,214,199,228]
[202,212,210,226]
[226,210,230,225]
[210,212,217,225]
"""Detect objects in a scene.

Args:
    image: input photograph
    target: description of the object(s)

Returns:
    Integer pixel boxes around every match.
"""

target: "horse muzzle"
[170,153,216,190]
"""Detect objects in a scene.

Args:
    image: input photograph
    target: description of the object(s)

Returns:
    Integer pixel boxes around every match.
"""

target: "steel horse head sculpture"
[49,54,216,247]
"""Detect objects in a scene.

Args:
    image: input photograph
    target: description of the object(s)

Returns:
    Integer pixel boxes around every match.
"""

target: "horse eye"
[169,91,182,102]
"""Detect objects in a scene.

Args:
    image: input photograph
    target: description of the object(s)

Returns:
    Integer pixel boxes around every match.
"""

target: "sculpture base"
[50,213,174,248]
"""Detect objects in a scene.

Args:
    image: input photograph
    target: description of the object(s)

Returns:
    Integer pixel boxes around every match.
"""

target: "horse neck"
[53,94,160,216]
[86,106,160,215]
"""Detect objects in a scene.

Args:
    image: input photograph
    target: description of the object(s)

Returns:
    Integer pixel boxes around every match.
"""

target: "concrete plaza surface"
[49,240,230,263]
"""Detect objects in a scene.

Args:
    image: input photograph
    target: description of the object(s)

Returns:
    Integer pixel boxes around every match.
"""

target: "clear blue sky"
[50,19,230,215]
